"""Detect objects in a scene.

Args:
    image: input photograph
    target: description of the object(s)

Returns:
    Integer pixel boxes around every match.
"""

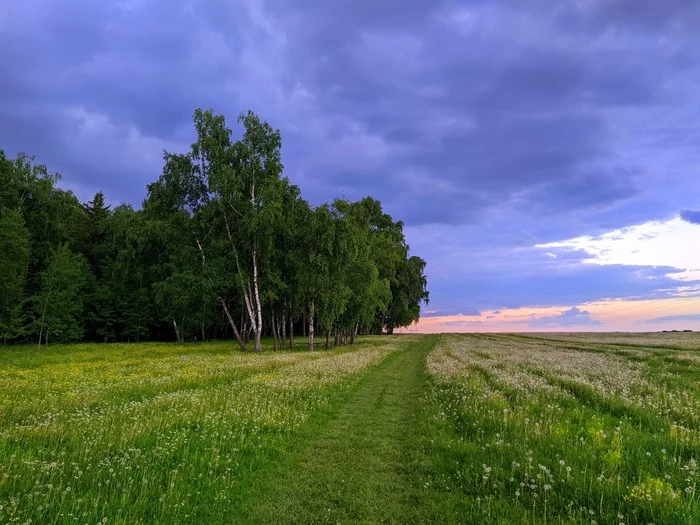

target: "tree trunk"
[302,310,306,337]
[351,321,358,344]
[225,217,260,351]
[173,319,183,344]
[242,320,249,343]
[289,315,294,349]
[241,284,257,342]
[201,324,206,342]
[334,330,340,347]
[252,244,263,352]
[308,301,315,351]
[325,330,330,350]
[272,312,278,351]
[37,287,52,352]
[220,298,246,351]
[280,312,287,351]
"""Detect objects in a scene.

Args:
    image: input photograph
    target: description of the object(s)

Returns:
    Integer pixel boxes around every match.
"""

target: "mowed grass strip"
[241,334,439,524]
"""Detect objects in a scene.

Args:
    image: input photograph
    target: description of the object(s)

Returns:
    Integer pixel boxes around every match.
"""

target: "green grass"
[0,336,420,524]
[239,335,439,524]
[425,333,700,524]
[1,333,699,524]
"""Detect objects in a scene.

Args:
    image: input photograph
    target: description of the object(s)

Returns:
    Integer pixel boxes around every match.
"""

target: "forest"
[0,109,429,350]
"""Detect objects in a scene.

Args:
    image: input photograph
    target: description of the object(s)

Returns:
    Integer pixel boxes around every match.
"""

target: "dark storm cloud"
[0,0,693,218]
[269,1,674,225]
[571,0,700,30]
[2,0,700,312]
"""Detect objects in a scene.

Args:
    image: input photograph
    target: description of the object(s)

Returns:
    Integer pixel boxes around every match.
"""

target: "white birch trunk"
[271,312,278,351]
[241,284,256,332]
[224,212,259,344]
[220,298,246,351]
[251,244,263,352]
[280,311,286,351]
[308,300,315,351]
[289,315,294,349]
[173,320,183,344]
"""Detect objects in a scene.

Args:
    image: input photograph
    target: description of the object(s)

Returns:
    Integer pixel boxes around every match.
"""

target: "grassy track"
[242,335,439,524]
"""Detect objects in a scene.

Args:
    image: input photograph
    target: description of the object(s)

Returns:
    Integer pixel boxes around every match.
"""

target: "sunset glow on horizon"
[405,215,700,333]
[402,296,700,334]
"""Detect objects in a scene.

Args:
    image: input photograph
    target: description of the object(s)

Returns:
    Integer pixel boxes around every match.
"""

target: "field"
[0,333,698,524]
[426,333,700,524]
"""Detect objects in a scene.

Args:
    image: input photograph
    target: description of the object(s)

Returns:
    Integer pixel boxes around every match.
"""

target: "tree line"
[0,109,429,350]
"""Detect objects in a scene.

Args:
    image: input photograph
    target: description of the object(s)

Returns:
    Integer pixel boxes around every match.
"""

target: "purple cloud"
[528,307,603,328]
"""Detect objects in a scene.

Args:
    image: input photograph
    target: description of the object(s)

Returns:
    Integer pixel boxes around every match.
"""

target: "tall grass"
[423,334,700,524]
[0,337,413,524]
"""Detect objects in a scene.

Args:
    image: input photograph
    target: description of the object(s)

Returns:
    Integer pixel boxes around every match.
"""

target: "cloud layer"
[1,0,699,328]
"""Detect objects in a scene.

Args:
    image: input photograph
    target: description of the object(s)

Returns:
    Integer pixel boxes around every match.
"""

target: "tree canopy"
[0,110,429,349]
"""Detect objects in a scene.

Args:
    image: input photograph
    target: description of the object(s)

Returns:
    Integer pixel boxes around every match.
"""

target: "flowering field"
[2,333,698,524]
[425,333,700,524]
[0,337,413,524]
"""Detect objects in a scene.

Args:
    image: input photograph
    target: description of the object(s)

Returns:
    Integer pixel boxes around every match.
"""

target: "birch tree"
[229,111,285,352]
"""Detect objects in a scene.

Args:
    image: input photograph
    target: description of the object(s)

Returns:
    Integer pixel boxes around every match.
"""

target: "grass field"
[0,333,698,524]
[426,333,700,524]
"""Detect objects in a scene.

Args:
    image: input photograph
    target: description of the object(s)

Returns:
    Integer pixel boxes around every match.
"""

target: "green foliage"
[0,209,30,341]
[31,244,90,344]
[384,255,430,333]
[0,108,429,346]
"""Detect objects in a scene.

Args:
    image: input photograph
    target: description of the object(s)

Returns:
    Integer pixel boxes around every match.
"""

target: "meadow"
[0,333,698,524]
[425,333,700,524]
[0,337,415,524]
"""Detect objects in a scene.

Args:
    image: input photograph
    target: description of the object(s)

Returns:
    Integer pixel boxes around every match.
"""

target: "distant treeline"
[0,109,429,350]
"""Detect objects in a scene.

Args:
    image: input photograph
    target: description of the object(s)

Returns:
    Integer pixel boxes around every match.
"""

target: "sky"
[1,0,699,332]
